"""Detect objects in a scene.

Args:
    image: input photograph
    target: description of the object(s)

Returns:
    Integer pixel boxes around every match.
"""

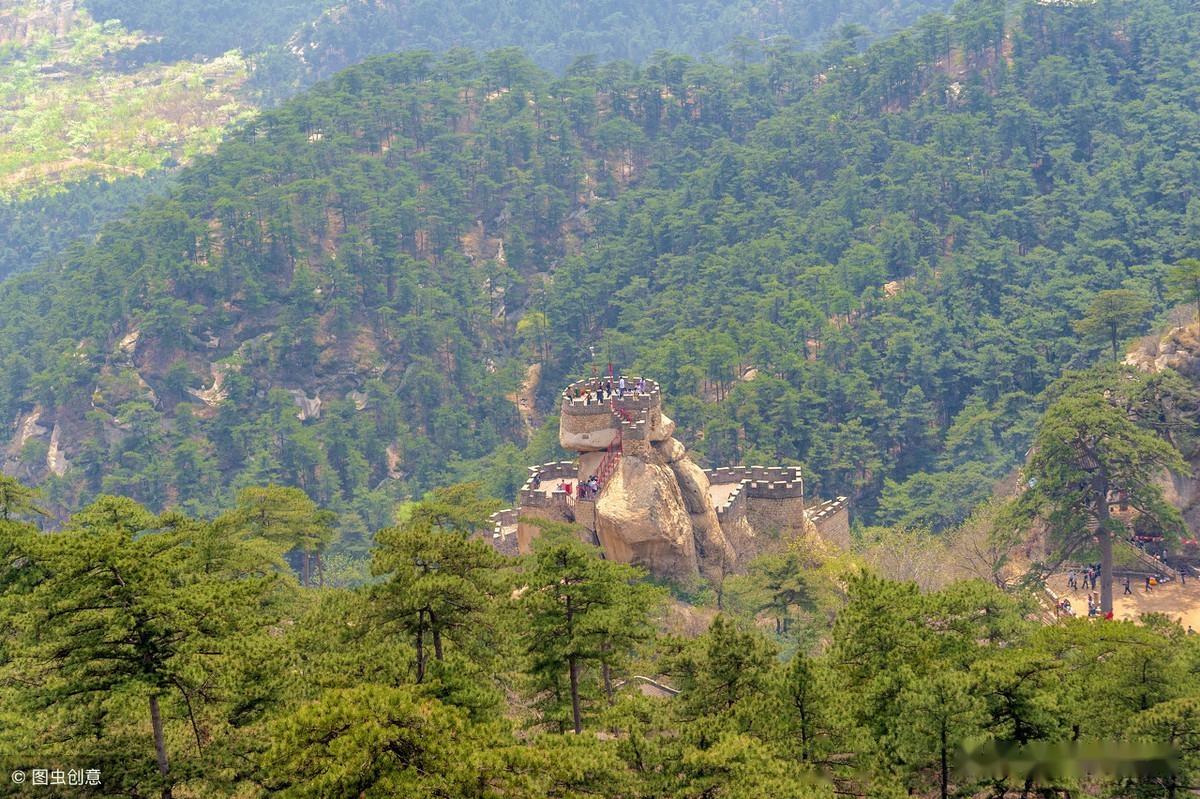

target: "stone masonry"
[488,377,850,582]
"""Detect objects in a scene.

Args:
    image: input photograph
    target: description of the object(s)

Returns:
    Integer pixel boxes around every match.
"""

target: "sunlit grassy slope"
[0,1,250,198]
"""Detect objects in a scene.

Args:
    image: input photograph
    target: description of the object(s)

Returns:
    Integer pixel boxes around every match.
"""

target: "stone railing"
[806,496,849,524]
[705,466,805,500]
[561,376,661,414]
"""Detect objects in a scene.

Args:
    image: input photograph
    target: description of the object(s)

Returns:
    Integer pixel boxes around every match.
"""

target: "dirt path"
[1053,574,1200,629]
[508,363,541,436]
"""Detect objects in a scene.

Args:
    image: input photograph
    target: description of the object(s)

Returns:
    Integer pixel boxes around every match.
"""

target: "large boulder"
[655,438,737,579]
[595,454,699,582]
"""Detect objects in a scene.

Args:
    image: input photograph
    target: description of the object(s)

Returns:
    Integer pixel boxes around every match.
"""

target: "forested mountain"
[2,0,1199,546]
[0,0,954,278]
[83,0,955,77]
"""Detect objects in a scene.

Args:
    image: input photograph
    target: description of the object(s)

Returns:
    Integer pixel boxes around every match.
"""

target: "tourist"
[531,471,542,490]
[1189,626,1196,636]
[1123,576,1132,595]
[1068,570,1077,590]
[1105,610,1113,620]
[637,377,646,393]
[1146,575,1153,592]
[1182,569,1187,586]
[618,376,627,397]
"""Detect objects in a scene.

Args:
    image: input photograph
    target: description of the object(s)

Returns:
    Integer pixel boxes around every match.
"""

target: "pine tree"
[521,522,651,734]
[371,484,505,683]
[1013,371,1186,613]
[0,496,288,797]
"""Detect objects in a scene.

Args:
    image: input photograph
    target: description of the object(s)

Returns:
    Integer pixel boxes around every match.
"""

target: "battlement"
[517,461,578,508]
[705,466,805,499]
[486,508,520,556]
[562,376,661,410]
[805,496,850,549]
[711,481,749,520]
[560,376,663,452]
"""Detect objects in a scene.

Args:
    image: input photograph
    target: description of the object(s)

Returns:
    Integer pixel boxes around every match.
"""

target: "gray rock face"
[594,455,699,582]
[656,438,737,580]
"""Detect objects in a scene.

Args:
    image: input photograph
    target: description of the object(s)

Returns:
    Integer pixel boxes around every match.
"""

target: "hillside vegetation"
[0,0,1198,541]
[0,0,955,281]
[2,488,1198,797]
[0,0,251,280]
[0,1,249,193]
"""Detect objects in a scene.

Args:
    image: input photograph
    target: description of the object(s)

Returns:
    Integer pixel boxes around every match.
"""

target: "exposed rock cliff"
[1127,322,1200,532]
[654,437,737,580]
[594,454,700,582]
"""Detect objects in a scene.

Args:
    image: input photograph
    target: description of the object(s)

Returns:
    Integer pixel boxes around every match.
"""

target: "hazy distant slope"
[279,0,958,80]
[0,0,952,280]
[80,0,958,85]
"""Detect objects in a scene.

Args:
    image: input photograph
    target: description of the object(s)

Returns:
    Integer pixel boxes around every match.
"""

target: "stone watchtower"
[493,376,850,582]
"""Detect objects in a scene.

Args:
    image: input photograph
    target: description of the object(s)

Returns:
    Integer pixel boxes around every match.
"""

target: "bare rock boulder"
[595,454,699,581]
[655,438,737,579]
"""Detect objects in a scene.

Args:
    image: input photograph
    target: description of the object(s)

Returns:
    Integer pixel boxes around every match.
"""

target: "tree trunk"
[569,654,582,734]
[940,722,949,799]
[1098,499,1114,615]
[431,620,444,662]
[602,661,613,706]
[415,610,426,683]
[149,694,172,799]
[301,552,310,587]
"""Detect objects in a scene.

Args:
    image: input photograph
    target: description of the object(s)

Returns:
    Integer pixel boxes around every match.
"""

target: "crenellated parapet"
[487,508,520,556]
[560,377,666,452]
[805,496,850,549]
[705,466,805,499]
[517,461,578,508]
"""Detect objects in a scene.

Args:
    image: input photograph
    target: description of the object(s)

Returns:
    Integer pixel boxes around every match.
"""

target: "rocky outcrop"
[288,389,322,421]
[1127,322,1200,533]
[655,437,737,580]
[1125,324,1200,379]
[594,455,699,582]
[46,423,68,477]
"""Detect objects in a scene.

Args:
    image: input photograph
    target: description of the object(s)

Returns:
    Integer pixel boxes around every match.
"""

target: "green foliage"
[1073,288,1154,362]
[4,0,1200,540]
[1167,258,1200,324]
[0,475,1197,796]
[371,484,506,682]
[521,521,660,733]
[1009,367,1187,611]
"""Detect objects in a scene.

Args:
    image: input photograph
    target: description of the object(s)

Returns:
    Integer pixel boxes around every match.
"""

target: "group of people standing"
[578,474,600,499]
[575,376,647,405]
[529,470,602,500]
[1066,565,1101,591]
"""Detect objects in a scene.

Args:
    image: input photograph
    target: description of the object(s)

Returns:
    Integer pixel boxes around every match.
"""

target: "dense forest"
[0,0,956,280]
[5,0,1200,795]
[82,0,955,77]
[1,479,1198,797]
[1,0,1197,548]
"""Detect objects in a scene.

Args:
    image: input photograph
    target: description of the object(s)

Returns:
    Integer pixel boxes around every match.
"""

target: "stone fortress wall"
[559,377,664,452]
[806,496,851,549]
[489,376,850,580]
